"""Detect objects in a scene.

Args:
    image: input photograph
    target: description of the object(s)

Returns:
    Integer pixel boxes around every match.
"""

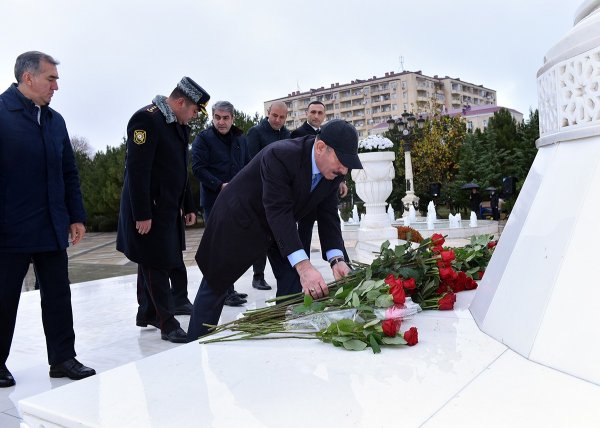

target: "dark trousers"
[252,257,267,280]
[205,205,237,295]
[0,250,75,365]
[188,244,301,341]
[137,265,181,334]
[136,259,190,316]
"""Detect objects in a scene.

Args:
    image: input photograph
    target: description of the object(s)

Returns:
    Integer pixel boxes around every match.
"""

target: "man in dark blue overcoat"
[0,51,95,387]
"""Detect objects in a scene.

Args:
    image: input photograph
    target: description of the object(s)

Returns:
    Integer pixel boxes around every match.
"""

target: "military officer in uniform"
[117,77,209,343]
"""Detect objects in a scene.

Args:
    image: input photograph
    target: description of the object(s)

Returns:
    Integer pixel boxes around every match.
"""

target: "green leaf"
[352,293,361,307]
[332,335,353,343]
[358,279,378,295]
[368,334,381,353]
[303,294,313,306]
[292,305,310,314]
[311,302,326,312]
[363,318,380,328]
[336,319,357,333]
[343,339,368,351]
[366,290,383,301]
[375,294,393,308]
[381,336,408,345]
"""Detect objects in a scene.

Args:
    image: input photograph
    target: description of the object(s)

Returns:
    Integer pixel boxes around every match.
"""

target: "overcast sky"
[0,0,580,153]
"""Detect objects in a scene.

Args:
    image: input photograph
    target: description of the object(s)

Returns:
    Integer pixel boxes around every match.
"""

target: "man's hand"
[295,259,329,299]
[338,181,348,198]
[136,219,152,235]
[184,212,196,226]
[69,223,86,245]
[332,260,351,281]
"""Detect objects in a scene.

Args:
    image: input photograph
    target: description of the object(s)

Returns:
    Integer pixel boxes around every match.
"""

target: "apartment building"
[367,104,524,135]
[265,70,497,137]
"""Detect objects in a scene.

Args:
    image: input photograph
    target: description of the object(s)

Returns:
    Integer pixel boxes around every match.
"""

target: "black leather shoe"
[234,291,248,299]
[49,358,96,380]
[252,278,272,290]
[224,294,247,306]
[161,327,189,343]
[174,302,193,316]
[0,364,15,388]
[136,318,160,328]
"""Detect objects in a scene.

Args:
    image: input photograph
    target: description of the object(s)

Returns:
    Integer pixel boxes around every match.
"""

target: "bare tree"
[71,135,94,158]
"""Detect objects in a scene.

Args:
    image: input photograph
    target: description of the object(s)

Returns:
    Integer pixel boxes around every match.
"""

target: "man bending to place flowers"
[187,120,363,340]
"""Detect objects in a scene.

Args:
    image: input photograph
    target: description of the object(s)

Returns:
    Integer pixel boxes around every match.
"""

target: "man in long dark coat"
[0,51,95,386]
[188,119,362,340]
[117,77,209,343]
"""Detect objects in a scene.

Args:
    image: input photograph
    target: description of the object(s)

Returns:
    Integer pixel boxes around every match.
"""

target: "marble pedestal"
[470,0,600,386]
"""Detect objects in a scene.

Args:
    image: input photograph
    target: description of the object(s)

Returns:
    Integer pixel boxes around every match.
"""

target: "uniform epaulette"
[146,105,159,113]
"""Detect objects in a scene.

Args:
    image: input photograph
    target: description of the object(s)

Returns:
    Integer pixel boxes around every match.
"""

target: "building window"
[467,121,473,131]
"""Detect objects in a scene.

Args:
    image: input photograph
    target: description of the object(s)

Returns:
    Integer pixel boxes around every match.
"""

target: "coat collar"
[152,95,177,124]
[4,84,53,119]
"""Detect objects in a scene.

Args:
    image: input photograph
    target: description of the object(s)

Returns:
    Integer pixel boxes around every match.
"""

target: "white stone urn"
[351,151,398,242]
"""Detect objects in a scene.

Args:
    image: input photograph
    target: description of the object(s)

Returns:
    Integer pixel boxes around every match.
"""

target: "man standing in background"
[0,51,95,386]
[117,77,209,343]
[191,101,251,307]
[246,101,291,290]
[291,101,349,258]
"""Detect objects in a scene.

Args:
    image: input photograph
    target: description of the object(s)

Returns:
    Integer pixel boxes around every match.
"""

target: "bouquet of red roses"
[199,234,496,353]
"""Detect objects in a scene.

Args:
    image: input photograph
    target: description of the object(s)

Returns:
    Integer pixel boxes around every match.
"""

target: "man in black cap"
[117,77,209,343]
[188,119,362,340]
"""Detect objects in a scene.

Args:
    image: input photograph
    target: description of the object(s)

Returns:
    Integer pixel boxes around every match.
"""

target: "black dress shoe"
[252,278,272,290]
[49,358,96,380]
[161,327,189,343]
[0,364,15,388]
[174,302,193,316]
[136,318,160,328]
[224,294,247,306]
[234,291,248,299]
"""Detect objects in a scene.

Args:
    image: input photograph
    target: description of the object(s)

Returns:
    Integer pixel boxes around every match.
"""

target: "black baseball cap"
[317,119,362,169]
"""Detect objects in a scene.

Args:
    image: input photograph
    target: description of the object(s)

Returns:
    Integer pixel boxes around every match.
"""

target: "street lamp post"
[387,110,425,217]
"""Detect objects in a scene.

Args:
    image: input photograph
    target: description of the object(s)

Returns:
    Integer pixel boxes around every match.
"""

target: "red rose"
[402,277,416,290]
[465,276,478,290]
[385,274,403,288]
[432,245,444,254]
[404,327,418,346]
[436,283,449,295]
[437,259,451,269]
[384,274,396,286]
[440,250,456,264]
[438,292,456,310]
[478,270,485,280]
[382,319,401,337]
[439,266,458,281]
[431,233,445,247]
[390,283,406,305]
[487,241,497,249]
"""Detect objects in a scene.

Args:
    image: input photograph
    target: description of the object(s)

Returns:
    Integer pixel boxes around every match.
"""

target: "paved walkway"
[22,227,204,291]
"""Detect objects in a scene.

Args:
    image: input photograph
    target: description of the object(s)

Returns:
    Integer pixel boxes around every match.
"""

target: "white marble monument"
[471,0,600,386]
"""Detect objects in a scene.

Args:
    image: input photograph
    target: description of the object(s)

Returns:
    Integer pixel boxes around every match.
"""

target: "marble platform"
[6,241,599,427]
